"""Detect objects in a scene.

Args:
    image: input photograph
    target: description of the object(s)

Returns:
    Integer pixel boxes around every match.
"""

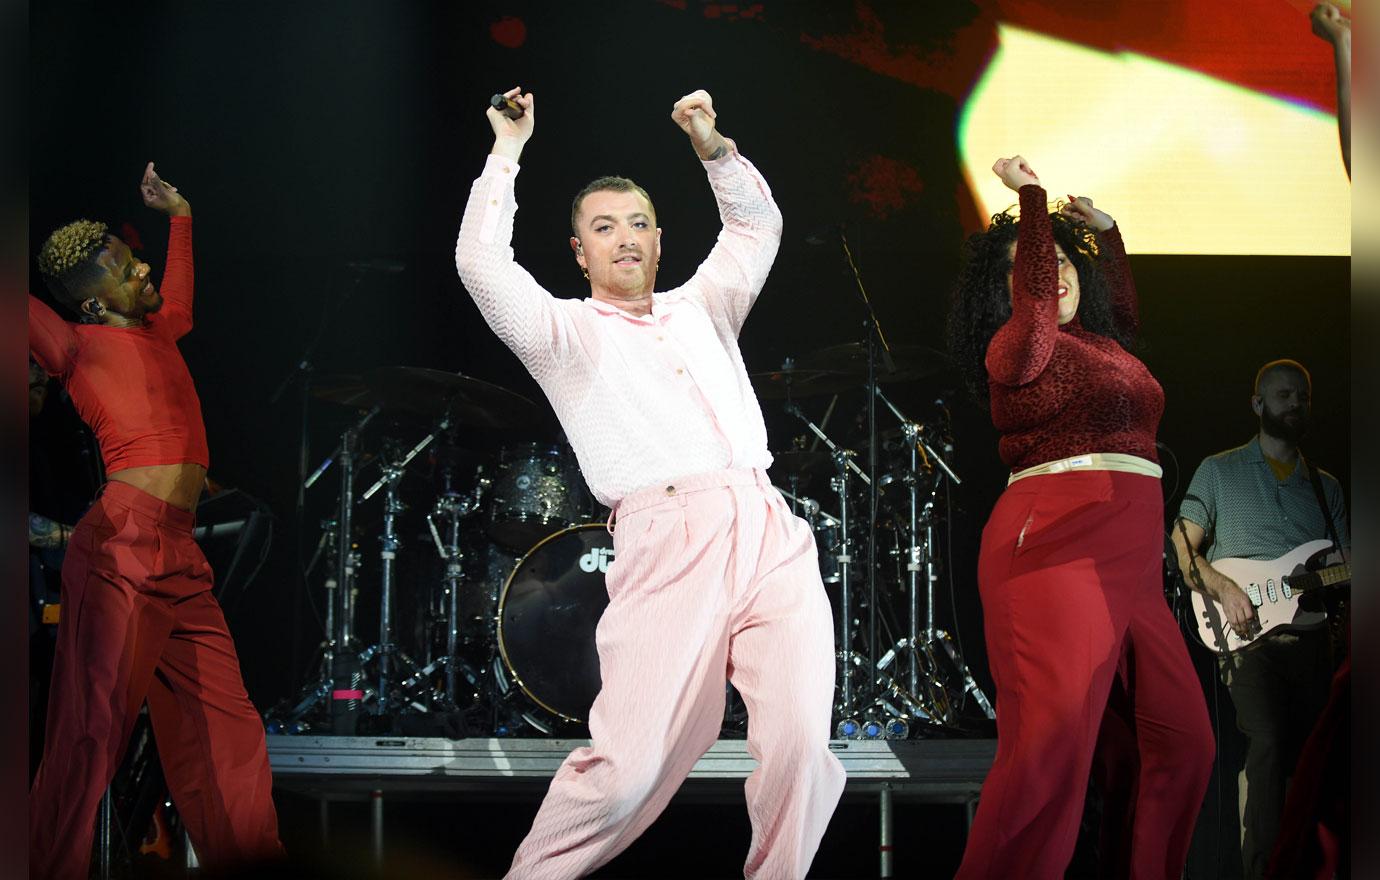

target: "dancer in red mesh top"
[946,156,1213,880]
[28,163,282,879]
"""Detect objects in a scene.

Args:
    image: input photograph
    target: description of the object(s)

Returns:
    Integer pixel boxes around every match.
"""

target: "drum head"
[486,443,590,550]
[497,524,613,723]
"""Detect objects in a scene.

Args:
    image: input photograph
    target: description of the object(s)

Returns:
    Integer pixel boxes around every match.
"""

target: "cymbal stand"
[361,419,445,714]
[425,453,486,708]
[871,390,927,696]
[270,270,369,703]
[822,226,899,684]
[871,389,993,728]
[785,402,870,721]
[274,406,378,729]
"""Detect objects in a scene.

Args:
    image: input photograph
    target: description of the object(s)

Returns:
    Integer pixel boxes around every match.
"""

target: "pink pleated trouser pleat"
[506,468,845,880]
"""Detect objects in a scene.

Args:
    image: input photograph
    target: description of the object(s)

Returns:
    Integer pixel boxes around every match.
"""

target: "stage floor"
[267,735,996,800]
[265,735,995,877]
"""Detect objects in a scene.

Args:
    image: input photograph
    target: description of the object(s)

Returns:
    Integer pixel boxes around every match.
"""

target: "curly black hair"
[945,207,1133,402]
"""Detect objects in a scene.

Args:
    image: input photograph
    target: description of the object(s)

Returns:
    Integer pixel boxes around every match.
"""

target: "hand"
[487,87,534,162]
[28,513,71,550]
[1310,3,1350,46]
[141,162,190,216]
[993,156,1040,192]
[1210,574,1258,641]
[671,90,730,161]
[1059,195,1115,232]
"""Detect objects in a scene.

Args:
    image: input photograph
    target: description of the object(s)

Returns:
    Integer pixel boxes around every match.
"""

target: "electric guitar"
[1190,539,1349,654]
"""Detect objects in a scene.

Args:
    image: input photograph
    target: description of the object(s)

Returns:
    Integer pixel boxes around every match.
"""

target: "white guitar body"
[1189,539,1347,654]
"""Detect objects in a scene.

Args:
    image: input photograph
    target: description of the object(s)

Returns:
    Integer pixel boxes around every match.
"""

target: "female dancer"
[947,156,1213,880]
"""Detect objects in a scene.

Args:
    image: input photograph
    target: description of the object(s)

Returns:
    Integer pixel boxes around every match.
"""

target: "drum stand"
[275,406,378,730]
[785,402,871,729]
[871,389,993,729]
[359,420,445,715]
[424,451,486,710]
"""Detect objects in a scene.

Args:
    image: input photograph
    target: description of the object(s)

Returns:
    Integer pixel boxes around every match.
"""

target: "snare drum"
[496,524,612,724]
[775,485,844,585]
[486,442,590,550]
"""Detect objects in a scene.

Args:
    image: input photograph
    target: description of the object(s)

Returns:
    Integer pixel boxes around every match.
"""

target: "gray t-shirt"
[1178,435,1348,563]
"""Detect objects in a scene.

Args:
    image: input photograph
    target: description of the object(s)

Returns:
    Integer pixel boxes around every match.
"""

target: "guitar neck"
[1285,563,1350,592]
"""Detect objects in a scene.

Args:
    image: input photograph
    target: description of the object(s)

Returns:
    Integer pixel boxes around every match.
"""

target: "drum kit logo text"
[579,547,615,574]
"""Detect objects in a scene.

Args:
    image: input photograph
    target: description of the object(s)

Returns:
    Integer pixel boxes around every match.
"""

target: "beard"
[1261,406,1310,444]
[135,290,164,316]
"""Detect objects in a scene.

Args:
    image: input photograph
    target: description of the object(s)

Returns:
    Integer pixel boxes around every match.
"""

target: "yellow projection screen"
[958,24,1351,255]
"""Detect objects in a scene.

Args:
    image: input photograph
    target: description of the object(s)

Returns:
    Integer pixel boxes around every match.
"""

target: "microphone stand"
[270,269,366,686]
[836,227,894,695]
[785,402,869,725]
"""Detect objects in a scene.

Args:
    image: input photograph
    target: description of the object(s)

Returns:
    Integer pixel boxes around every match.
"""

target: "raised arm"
[1061,195,1137,338]
[455,87,573,377]
[984,156,1059,387]
[671,90,783,334]
[1311,3,1351,177]
[29,294,79,378]
[140,162,195,339]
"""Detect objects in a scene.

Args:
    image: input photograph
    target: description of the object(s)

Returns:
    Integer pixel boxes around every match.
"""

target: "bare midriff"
[109,463,208,511]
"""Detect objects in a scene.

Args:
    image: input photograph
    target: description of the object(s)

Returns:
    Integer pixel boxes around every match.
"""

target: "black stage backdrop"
[29,2,1349,877]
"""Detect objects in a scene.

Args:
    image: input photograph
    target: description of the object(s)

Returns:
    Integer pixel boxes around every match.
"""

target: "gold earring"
[581,266,589,279]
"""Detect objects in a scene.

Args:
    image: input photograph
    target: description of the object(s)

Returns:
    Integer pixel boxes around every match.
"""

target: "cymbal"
[749,368,857,399]
[794,343,950,383]
[314,366,542,429]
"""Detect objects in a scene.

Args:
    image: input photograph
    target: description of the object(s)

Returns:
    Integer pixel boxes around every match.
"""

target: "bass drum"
[496,524,613,725]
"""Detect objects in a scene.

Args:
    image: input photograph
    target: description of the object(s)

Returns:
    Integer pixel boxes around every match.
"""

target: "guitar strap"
[1302,453,1348,657]
[1301,453,1344,555]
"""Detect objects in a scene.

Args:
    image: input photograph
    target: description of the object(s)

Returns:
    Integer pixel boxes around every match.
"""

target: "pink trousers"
[506,468,845,879]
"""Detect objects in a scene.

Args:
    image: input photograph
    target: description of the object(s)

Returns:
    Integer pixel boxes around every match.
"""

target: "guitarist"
[1171,358,1348,880]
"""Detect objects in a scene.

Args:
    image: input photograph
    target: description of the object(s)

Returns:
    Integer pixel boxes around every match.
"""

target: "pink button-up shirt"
[455,150,782,507]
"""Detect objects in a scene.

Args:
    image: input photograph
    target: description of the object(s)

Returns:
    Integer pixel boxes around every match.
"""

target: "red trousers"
[29,481,282,879]
[956,470,1214,880]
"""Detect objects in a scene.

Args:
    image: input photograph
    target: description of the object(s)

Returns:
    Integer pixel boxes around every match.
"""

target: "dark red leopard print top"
[986,184,1163,471]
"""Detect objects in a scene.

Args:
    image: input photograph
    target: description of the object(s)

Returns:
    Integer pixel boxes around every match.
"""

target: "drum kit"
[267,341,994,740]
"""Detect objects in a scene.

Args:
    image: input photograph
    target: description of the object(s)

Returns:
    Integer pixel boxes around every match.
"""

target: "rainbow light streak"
[957,25,1350,255]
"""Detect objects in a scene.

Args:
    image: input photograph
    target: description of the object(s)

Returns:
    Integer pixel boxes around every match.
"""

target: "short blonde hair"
[37,219,109,311]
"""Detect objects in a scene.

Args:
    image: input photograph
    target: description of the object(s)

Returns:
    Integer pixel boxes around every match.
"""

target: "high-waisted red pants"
[956,470,1214,880]
[506,469,845,880]
[29,481,282,879]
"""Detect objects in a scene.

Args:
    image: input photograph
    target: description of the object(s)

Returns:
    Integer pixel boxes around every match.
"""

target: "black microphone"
[803,223,843,246]
[490,93,525,120]
[345,259,406,274]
